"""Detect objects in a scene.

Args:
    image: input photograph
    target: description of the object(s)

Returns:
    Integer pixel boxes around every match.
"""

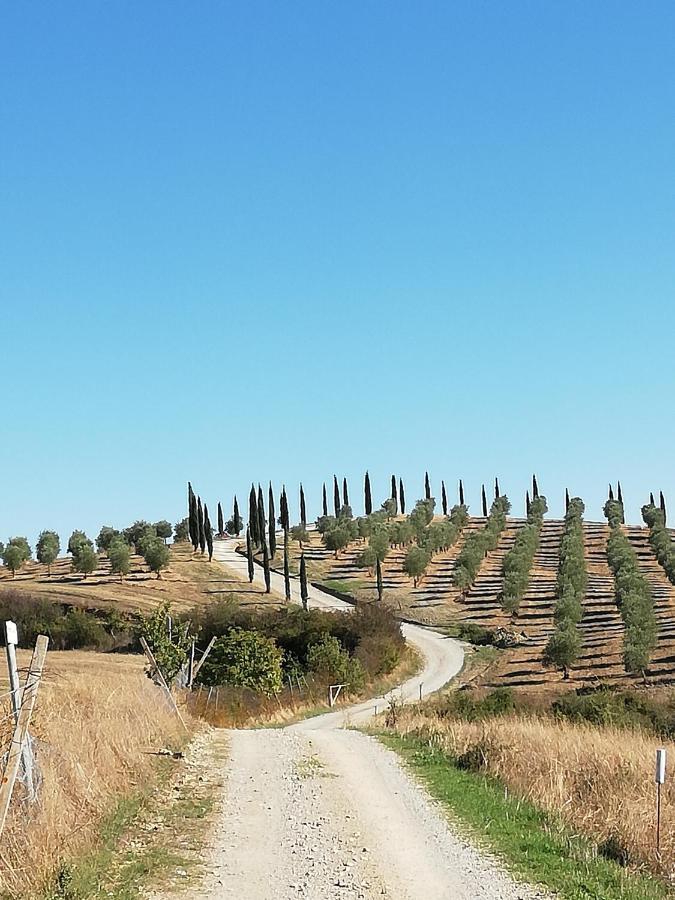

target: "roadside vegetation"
[379,686,675,892]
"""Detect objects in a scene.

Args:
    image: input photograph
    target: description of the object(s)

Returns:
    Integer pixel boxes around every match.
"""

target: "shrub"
[454,496,511,591]
[306,634,365,690]
[197,628,284,695]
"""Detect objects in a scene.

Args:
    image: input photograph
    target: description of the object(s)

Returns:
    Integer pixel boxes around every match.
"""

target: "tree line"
[501,491,548,615]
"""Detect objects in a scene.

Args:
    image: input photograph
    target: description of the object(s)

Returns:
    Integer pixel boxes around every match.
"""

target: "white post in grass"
[655,748,666,853]
[4,621,34,794]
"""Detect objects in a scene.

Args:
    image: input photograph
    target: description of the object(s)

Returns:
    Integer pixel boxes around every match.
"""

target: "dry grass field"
[0,651,188,899]
[387,703,675,878]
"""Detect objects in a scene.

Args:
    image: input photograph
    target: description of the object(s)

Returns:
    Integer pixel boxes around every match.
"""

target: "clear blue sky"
[2,1,674,547]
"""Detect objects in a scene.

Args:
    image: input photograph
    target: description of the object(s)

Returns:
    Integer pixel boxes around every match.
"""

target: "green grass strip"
[377,732,669,900]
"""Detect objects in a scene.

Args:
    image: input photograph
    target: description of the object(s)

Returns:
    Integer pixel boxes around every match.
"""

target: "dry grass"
[0,651,189,898]
[390,706,675,878]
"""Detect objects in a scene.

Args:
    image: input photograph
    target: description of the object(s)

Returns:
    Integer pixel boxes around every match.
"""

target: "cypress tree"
[246,526,254,583]
[204,505,214,561]
[300,553,309,610]
[481,485,488,517]
[608,484,614,501]
[532,474,539,499]
[300,484,307,526]
[565,488,570,513]
[459,479,465,506]
[233,496,242,536]
[650,492,655,506]
[249,485,259,546]
[257,484,266,550]
[526,490,531,517]
[283,530,291,601]
[399,477,405,515]
[217,502,224,537]
[424,471,431,500]
[279,486,289,531]
[268,484,276,558]
[376,557,383,602]
[342,477,349,508]
[441,481,448,516]
[364,471,373,516]
[617,481,623,505]
[263,541,271,594]
[660,491,667,525]
[189,491,199,551]
[197,497,206,554]
[333,476,340,517]
[494,477,500,499]
[322,483,328,517]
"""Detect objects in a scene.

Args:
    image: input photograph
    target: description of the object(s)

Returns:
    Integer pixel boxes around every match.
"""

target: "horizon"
[2,2,675,549]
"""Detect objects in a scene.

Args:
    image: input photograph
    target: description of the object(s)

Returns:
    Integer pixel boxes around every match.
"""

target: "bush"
[197,628,284,695]
[544,497,585,676]
[306,634,365,690]
[454,496,511,591]
[0,590,122,651]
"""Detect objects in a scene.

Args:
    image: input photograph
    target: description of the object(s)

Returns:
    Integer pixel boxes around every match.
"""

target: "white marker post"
[655,748,666,853]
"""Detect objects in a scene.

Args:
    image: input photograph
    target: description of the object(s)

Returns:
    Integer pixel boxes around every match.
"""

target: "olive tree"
[36,530,60,575]
[144,537,170,578]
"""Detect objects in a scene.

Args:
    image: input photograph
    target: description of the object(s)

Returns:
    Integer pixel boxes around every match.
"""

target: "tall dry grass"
[0,651,188,899]
[392,707,675,877]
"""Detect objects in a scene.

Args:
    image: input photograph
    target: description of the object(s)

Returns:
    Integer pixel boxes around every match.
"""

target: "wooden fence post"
[4,622,34,791]
[139,638,189,733]
[0,635,49,838]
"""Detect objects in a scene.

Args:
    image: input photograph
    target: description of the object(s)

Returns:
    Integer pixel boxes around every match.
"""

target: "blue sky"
[1,1,674,546]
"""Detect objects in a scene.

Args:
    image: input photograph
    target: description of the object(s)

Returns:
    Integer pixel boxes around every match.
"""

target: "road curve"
[189,540,550,899]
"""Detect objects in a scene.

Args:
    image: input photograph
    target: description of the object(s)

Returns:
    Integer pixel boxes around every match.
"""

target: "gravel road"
[187,540,552,900]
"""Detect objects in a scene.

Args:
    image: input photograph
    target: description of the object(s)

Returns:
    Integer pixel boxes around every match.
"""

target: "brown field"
[291,516,675,692]
[0,540,287,616]
[0,651,188,899]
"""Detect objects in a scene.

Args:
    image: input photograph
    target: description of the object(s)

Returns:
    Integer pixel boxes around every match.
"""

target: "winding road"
[185,539,549,900]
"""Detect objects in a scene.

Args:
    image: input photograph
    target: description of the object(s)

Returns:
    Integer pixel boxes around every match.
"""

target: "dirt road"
[186,540,550,899]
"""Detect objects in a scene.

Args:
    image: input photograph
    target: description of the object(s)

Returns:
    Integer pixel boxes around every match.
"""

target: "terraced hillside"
[295,514,675,691]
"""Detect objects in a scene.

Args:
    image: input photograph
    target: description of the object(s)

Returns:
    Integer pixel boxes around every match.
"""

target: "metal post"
[655,748,666,853]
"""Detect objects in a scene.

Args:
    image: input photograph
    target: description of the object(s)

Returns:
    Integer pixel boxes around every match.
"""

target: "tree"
[262,541,271,594]
[249,485,259,545]
[154,520,173,544]
[342,477,349,508]
[543,621,582,679]
[290,525,310,548]
[441,481,448,516]
[283,532,291,602]
[391,474,397,506]
[399,477,405,515]
[376,557,383,602]
[280,486,290,531]
[188,483,199,550]
[197,629,283,696]
[232,496,243,536]
[608,483,614,501]
[257,485,266,550]
[36,530,60,574]
[174,518,189,542]
[481,484,488,517]
[144,537,171,578]
[617,481,623,505]
[526,490,531,517]
[565,488,570,514]
[532,474,539,499]
[322,483,328,517]
[661,491,667,525]
[268,484,277,557]
[217,502,224,537]
[246,527,254,583]
[68,530,90,556]
[197,498,206,554]
[300,484,307,526]
[424,471,431,500]
[650,491,655,506]
[323,524,352,558]
[96,526,120,553]
[333,476,340,518]
[403,545,430,588]
[369,529,390,563]
[204,505,214,561]
[364,471,372,516]
[108,539,131,581]
[495,477,500,499]
[72,542,98,579]
[300,554,309,611]
[459,479,465,506]
[2,543,26,577]
[381,498,397,519]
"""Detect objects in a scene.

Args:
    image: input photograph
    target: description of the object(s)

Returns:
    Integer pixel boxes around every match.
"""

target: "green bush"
[453,496,511,591]
[642,503,675,583]
[306,634,365,690]
[501,497,547,614]
[197,628,283,695]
